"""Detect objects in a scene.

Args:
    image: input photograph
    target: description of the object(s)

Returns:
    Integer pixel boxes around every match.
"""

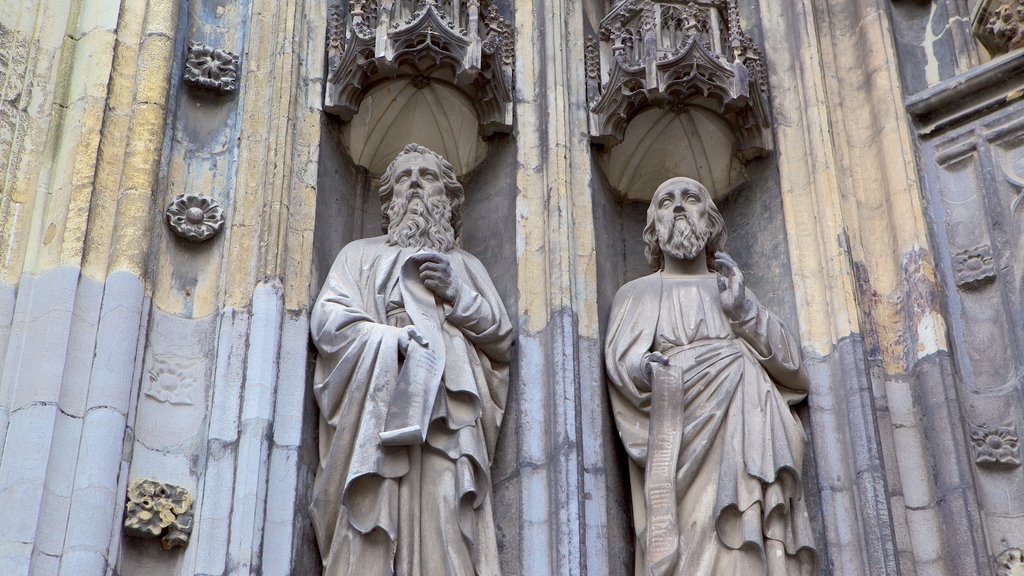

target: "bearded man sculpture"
[605,177,817,575]
[310,144,512,575]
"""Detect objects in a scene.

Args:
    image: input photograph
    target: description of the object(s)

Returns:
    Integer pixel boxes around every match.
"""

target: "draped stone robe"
[310,236,513,576]
[605,272,818,576]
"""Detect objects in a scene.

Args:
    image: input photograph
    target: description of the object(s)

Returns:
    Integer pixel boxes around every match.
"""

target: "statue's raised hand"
[410,252,461,303]
[714,251,754,321]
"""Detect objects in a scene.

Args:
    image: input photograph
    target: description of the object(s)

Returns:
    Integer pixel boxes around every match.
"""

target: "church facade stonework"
[1,0,1024,575]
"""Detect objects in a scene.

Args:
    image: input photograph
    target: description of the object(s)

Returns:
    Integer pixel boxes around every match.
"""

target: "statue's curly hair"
[378,143,464,237]
[642,178,727,270]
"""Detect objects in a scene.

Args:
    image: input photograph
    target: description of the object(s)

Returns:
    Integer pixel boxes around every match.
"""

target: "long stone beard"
[386,193,456,252]
[657,212,711,261]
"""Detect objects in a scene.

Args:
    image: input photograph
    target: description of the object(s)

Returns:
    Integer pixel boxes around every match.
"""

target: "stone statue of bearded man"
[310,144,513,575]
[604,177,818,575]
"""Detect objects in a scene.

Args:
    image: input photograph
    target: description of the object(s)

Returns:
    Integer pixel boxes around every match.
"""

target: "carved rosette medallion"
[973,0,1024,57]
[124,479,194,550]
[970,422,1021,467]
[166,193,225,242]
[324,0,514,135]
[998,548,1024,576]
[588,0,772,153]
[183,41,239,94]
[953,245,997,289]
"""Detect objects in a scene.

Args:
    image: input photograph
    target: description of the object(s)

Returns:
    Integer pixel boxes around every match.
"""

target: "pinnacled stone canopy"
[324,0,514,155]
[588,0,772,201]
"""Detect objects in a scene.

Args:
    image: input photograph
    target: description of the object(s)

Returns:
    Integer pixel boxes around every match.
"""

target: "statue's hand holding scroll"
[714,251,755,321]
[642,350,670,383]
[410,252,461,303]
[396,325,429,356]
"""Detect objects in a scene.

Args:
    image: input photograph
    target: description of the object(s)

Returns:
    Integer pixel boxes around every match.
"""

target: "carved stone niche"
[588,0,771,152]
[324,0,514,137]
[973,0,1024,58]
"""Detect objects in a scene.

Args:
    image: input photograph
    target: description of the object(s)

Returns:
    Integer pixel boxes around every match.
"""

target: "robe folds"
[310,236,513,576]
[605,272,818,576]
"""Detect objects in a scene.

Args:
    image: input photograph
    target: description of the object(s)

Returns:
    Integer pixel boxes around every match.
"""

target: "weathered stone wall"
[5,0,1023,574]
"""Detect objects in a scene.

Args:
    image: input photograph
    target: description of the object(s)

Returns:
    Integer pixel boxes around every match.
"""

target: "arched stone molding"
[324,0,514,137]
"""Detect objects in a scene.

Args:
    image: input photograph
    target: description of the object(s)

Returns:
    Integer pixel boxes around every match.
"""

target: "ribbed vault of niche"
[601,106,746,201]
[342,79,487,175]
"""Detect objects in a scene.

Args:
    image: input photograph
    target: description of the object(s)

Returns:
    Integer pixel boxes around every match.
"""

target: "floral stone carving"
[970,422,1021,467]
[183,41,239,94]
[324,0,514,135]
[973,0,1024,57]
[589,0,772,154]
[145,359,197,405]
[998,548,1024,576]
[166,193,225,242]
[124,479,194,549]
[953,244,996,289]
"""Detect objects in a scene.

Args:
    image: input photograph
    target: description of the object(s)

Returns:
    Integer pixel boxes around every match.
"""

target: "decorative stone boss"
[310,144,513,575]
[605,178,818,575]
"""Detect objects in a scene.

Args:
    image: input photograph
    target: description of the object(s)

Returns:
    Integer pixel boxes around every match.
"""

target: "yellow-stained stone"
[813,0,948,374]
[80,4,148,281]
[226,223,259,309]
[110,187,158,275]
[58,99,108,268]
[135,35,176,104]
[223,0,290,309]
[31,94,104,271]
[120,102,166,188]
[759,0,863,358]
[142,0,179,37]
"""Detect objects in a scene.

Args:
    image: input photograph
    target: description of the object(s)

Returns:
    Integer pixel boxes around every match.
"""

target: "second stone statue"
[310,144,513,575]
[605,177,818,576]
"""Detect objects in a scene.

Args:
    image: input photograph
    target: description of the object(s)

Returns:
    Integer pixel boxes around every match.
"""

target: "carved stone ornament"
[585,35,600,81]
[183,41,239,94]
[165,193,225,242]
[970,422,1021,467]
[589,0,772,155]
[953,244,997,289]
[997,547,1024,576]
[973,0,1024,57]
[124,479,194,550]
[324,0,514,135]
[145,359,197,405]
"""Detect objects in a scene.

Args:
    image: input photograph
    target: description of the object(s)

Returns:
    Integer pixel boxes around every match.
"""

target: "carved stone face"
[385,152,457,252]
[391,152,447,212]
[652,178,712,261]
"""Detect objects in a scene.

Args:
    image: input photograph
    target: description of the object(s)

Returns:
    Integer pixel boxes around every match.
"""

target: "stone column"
[509,0,626,571]
[0,0,179,573]
[757,0,985,574]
